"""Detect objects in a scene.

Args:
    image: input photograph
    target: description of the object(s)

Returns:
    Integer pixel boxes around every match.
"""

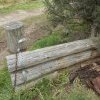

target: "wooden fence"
[6,38,100,91]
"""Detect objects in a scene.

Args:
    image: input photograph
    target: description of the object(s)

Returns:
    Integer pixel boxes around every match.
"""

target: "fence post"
[4,21,26,53]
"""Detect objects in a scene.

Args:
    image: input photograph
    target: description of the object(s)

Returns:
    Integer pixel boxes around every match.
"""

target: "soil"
[69,58,100,95]
[0,8,44,26]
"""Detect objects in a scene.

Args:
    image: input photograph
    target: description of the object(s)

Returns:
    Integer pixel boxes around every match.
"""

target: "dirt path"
[0,8,45,69]
[0,8,44,26]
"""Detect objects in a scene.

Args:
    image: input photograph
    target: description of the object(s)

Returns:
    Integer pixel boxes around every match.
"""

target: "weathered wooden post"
[4,21,26,53]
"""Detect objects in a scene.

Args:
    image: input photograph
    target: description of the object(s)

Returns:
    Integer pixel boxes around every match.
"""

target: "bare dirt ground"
[0,8,45,69]
[0,8,44,26]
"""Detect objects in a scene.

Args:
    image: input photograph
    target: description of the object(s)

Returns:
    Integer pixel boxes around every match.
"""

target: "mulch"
[69,59,100,95]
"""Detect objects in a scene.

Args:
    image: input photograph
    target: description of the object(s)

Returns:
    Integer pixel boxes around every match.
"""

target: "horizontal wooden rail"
[6,38,100,90]
[7,39,95,72]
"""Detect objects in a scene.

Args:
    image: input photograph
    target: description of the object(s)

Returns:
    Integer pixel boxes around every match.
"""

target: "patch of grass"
[0,0,33,5]
[0,66,13,100]
[0,0,44,14]
[30,32,63,50]
[0,67,100,100]
[0,28,4,40]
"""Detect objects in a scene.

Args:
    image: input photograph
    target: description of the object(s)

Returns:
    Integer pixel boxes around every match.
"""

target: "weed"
[30,32,63,50]
[0,62,100,100]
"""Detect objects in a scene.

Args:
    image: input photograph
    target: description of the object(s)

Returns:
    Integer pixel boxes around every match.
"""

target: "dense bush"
[44,0,72,27]
[73,0,100,37]
[44,0,100,37]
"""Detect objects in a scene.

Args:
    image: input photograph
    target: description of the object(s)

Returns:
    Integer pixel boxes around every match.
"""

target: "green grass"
[0,28,4,40]
[0,0,44,14]
[30,32,64,50]
[0,0,32,5]
[0,67,100,100]
[0,67,13,100]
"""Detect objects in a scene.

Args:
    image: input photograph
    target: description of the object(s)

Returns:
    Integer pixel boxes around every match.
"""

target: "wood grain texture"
[6,38,100,89]
[7,39,96,72]
[10,50,98,86]
[4,21,26,53]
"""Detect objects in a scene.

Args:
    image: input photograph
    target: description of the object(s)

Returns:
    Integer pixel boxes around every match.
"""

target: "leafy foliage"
[44,0,73,27]
[44,0,100,37]
[73,0,100,36]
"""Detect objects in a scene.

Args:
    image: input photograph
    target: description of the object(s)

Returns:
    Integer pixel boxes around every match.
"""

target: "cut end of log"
[4,21,23,31]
